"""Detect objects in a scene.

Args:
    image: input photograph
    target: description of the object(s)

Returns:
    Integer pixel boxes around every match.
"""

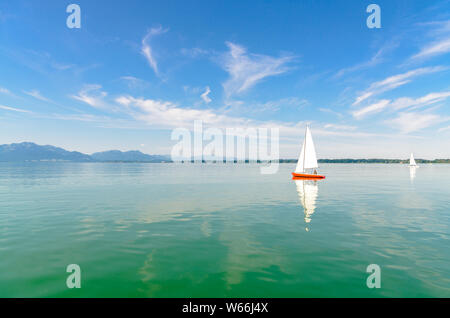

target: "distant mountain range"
[90,150,169,162]
[0,142,171,162]
[1,142,449,163]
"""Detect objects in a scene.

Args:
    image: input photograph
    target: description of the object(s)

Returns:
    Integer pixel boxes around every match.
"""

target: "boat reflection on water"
[294,179,319,232]
[409,166,417,182]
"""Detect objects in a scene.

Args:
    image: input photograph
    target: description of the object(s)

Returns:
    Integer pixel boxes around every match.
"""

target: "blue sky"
[1,0,450,158]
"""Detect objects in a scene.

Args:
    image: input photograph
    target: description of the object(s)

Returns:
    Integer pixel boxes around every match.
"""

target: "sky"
[1,0,450,159]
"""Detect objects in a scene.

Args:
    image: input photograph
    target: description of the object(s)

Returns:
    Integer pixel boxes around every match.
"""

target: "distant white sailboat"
[292,126,325,179]
[409,153,418,167]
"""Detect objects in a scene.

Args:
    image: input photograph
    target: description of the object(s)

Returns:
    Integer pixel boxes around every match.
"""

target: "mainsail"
[409,153,417,166]
[295,126,318,173]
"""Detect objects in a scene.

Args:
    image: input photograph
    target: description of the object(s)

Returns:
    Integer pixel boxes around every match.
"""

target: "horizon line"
[1,141,450,161]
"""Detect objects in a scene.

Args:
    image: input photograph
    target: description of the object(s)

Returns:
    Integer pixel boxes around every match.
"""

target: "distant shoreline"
[1,159,449,164]
[2,143,449,163]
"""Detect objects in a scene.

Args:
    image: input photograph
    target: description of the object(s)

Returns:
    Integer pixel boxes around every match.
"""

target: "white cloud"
[260,97,308,112]
[183,85,204,94]
[221,42,294,97]
[324,124,357,131]
[391,91,450,110]
[353,91,450,121]
[71,85,108,109]
[334,46,388,78]
[51,62,75,71]
[319,108,343,118]
[181,47,209,58]
[48,113,112,123]
[221,97,308,115]
[141,26,168,75]
[115,96,250,129]
[386,111,450,134]
[412,38,450,60]
[120,76,150,89]
[23,89,50,102]
[352,99,391,119]
[410,20,450,61]
[200,86,212,104]
[113,95,384,149]
[0,104,31,113]
[353,66,446,105]
[421,20,450,36]
[0,87,11,95]
[121,76,139,82]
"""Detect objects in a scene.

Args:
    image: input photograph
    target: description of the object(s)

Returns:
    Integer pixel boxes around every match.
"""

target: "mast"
[302,125,308,173]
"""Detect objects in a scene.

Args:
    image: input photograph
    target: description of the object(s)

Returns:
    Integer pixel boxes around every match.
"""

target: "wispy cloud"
[180,47,209,58]
[113,95,379,144]
[386,111,450,134]
[120,76,151,89]
[411,20,450,61]
[200,86,212,104]
[221,42,294,97]
[259,97,308,112]
[23,89,50,102]
[334,43,396,78]
[115,95,250,129]
[221,97,308,115]
[141,26,168,76]
[319,108,344,118]
[71,85,108,109]
[0,87,12,95]
[391,91,450,110]
[1,48,78,75]
[412,38,450,61]
[439,125,450,132]
[352,99,391,119]
[353,90,450,120]
[0,104,31,113]
[353,66,446,105]
[324,124,357,131]
[353,89,450,120]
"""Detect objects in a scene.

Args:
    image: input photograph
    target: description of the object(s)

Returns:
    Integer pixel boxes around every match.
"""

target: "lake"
[0,162,449,297]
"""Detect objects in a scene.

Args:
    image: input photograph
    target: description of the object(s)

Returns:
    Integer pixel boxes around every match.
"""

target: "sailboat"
[409,153,418,167]
[292,126,326,179]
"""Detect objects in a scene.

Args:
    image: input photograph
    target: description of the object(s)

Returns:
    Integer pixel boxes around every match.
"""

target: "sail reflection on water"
[410,166,417,182]
[295,179,319,231]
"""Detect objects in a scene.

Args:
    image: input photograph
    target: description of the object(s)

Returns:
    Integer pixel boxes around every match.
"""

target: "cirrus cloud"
[201,86,212,104]
[386,111,450,134]
[71,84,108,109]
[353,66,446,105]
[141,26,169,76]
[220,42,295,97]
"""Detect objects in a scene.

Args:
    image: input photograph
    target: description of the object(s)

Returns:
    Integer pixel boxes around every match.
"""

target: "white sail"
[295,180,318,226]
[295,126,318,173]
[409,153,417,166]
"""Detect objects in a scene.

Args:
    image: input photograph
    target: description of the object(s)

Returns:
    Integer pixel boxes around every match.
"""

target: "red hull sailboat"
[292,126,326,180]
[291,172,325,179]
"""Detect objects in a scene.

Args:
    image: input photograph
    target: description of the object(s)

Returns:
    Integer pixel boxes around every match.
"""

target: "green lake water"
[0,162,449,297]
